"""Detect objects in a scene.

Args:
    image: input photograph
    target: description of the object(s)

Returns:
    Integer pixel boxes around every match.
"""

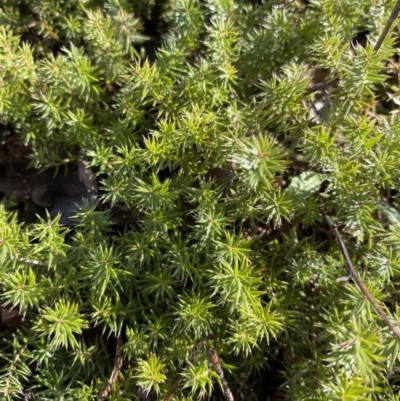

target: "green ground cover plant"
[1,0,400,400]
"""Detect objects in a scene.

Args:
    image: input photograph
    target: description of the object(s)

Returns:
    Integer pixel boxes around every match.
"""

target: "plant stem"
[207,348,235,401]
[322,209,400,340]
[98,334,124,401]
[374,0,400,52]
[164,332,215,401]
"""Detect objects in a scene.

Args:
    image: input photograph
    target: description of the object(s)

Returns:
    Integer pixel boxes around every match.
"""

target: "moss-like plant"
[0,0,400,400]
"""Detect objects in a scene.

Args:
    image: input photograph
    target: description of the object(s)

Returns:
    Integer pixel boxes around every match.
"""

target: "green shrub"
[0,0,400,400]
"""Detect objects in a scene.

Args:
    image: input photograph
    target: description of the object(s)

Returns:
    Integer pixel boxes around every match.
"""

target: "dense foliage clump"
[0,0,400,400]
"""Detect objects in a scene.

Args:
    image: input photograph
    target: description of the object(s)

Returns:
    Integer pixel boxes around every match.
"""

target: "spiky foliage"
[0,0,400,400]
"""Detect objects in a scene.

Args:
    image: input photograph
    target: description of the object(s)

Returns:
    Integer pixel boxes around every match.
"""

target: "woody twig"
[3,345,27,397]
[322,209,400,340]
[373,0,400,53]
[207,348,235,401]
[98,334,124,401]
[4,254,48,267]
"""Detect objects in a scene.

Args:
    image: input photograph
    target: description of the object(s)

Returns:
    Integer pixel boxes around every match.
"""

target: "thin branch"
[235,370,251,398]
[207,348,235,401]
[374,0,400,53]
[164,332,214,401]
[4,345,27,397]
[307,80,335,95]
[4,254,48,267]
[308,1,400,95]
[278,362,317,391]
[321,209,400,340]
[98,335,124,401]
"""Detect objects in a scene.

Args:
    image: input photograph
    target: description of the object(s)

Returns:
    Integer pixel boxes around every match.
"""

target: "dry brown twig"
[98,334,124,401]
[322,209,400,340]
[207,348,235,401]
[3,345,27,397]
